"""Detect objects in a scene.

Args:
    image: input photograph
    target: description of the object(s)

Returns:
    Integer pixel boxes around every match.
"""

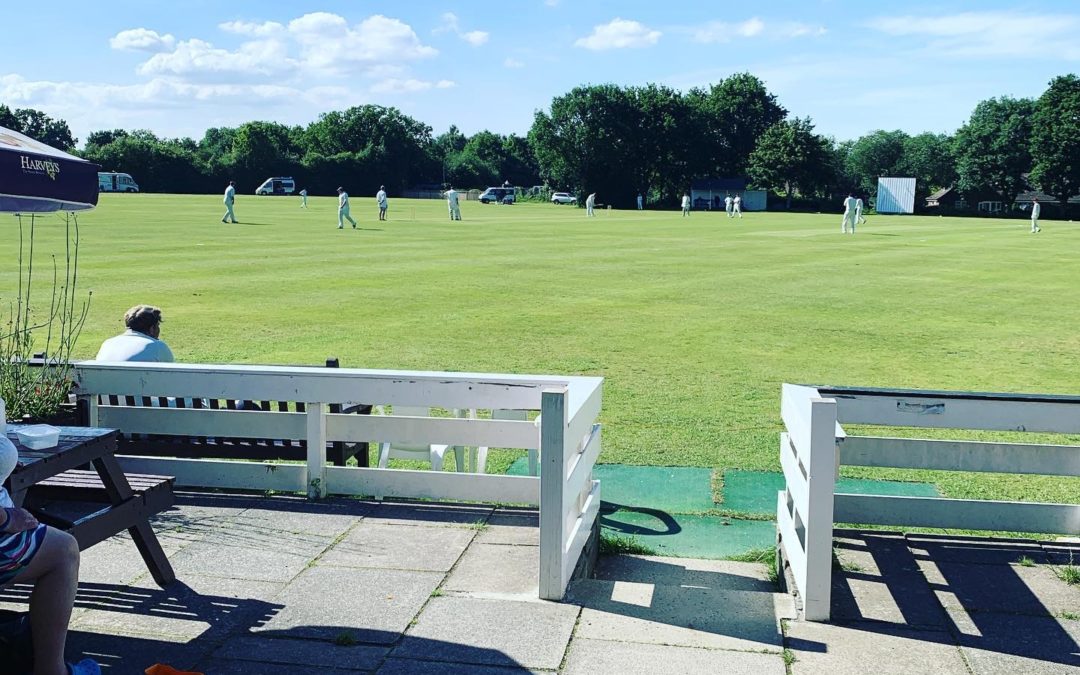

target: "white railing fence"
[73,361,602,601]
[777,383,1080,622]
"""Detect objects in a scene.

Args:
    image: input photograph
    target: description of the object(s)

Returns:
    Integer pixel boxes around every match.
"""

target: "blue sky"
[3,0,1077,144]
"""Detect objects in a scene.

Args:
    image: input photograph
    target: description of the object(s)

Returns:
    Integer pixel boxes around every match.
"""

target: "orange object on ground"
[145,665,204,675]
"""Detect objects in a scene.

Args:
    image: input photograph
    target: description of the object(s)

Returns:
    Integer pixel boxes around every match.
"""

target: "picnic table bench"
[5,426,176,586]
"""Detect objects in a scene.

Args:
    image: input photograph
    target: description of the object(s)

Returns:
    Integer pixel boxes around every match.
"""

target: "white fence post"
[802,395,838,621]
[538,387,567,600]
[306,402,327,499]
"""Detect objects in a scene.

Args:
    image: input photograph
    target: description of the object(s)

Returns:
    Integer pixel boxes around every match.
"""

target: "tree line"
[2,72,1076,214]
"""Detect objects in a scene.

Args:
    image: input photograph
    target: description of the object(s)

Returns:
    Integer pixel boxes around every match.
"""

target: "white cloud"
[461,30,489,46]
[370,77,455,94]
[218,20,285,37]
[109,28,176,52]
[575,18,661,51]
[867,11,1080,59]
[504,57,525,68]
[289,13,437,72]
[691,18,824,43]
[738,18,765,37]
[435,12,489,46]
[137,38,297,80]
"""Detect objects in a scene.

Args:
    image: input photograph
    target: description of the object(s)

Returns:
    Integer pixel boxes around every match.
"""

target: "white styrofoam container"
[16,425,61,450]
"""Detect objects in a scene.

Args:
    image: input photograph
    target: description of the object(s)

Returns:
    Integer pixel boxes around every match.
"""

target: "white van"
[255,177,296,196]
[98,172,139,192]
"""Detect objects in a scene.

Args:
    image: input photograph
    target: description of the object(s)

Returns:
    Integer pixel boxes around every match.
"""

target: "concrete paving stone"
[189,514,338,559]
[318,521,475,572]
[378,658,553,674]
[477,509,539,545]
[213,635,389,670]
[563,637,787,675]
[165,537,320,583]
[76,537,186,587]
[906,533,1049,565]
[361,501,494,527]
[394,596,578,670]
[252,565,442,643]
[786,619,970,675]
[917,559,1080,617]
[443,543,539,596]
[830,569,948,628]
[231,497,370,537]
[947,608,1080,673]
[567,579,788,652]
[200,658,361,674]
[594,554,776,593]
[833,531,923,577]
[66,629,214,675]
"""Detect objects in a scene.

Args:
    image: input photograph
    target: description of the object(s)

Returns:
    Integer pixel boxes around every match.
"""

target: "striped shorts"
[0,526,47,586]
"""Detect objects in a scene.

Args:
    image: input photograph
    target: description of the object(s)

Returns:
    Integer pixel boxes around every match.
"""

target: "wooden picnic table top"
[6,426,119,494]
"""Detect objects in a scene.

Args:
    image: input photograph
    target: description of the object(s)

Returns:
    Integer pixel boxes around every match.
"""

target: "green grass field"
[4,194,1078,504]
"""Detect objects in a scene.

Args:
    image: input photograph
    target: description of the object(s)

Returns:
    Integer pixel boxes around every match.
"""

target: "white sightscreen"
[876,177,916,214]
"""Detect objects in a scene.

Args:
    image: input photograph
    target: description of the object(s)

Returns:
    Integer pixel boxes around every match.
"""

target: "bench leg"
[129,520,176,586]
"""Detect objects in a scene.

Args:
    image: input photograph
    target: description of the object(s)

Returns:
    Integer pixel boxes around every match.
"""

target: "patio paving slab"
[443,542,539,597]
[917,560,1080,617]
[212,635,389,671]
[785,620,970,675]
[318,521,476,572]
[562,637,786,675]
[67,630,215,675]
[567,579,790,652]
[360,501,494,527]
[477,510,540,546]
[378,658,553,674]
[593,554,776,593]
[394,596,578,670]
[947,608,1080,673]
[906,533,1051,566]
[164,537,322,584]
[252,566,442,643]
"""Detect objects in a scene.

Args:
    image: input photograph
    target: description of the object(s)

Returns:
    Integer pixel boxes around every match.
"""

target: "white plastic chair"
[375,406,466,471]
[471,409,539,475]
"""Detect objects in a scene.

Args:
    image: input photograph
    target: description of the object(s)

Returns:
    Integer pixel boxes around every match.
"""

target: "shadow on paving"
[792,530,1080,670]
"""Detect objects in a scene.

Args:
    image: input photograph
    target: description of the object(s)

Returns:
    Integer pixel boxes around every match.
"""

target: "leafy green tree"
[747,117,829,208]
[686,73,787,178]
[0,104,76,149]
[1030,75,1080,214]
[845,130,908,199]
[954,96,1035,209]
[899,132,956,209]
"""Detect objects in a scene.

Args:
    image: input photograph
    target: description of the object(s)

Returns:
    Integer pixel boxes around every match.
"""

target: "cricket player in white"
[299,188,308,208]
[1031,198,1041,233]
[842,193,857,233]
[376,186,388,221]
[446,187,461,220]
[855,197,866,224]
[337,187,357,229]
[681,193,690,216]
[221,181,238,223]
[724,194,734,217]
[586,193,596,217]
[636,193,643,210]
[733,194,743,218]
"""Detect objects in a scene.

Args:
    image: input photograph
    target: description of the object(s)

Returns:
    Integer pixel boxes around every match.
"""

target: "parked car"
[551,192,577,205]
[479,187,515,204]
[255,177,296,196]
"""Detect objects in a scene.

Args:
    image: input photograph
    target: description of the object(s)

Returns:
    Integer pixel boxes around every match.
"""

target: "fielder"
[586,192,596,217]
[337,187,357,229]
[221,180,238,223]
[1031,198,1041,233]
[299,188,308,208]
[725,194,734,217]
[446,186,461,220]
[636,193,643,210]
[733,194,743,218]
[855,197,866,224]
[842,193,857,233]
[681,193,690,217]
[376,185,388,221]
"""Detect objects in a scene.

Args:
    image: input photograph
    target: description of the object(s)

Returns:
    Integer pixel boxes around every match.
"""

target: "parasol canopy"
[0,126,99,213]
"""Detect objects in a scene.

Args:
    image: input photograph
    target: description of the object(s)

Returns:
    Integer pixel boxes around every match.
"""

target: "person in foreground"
[1,436,100,675]
[95,305,174,363]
